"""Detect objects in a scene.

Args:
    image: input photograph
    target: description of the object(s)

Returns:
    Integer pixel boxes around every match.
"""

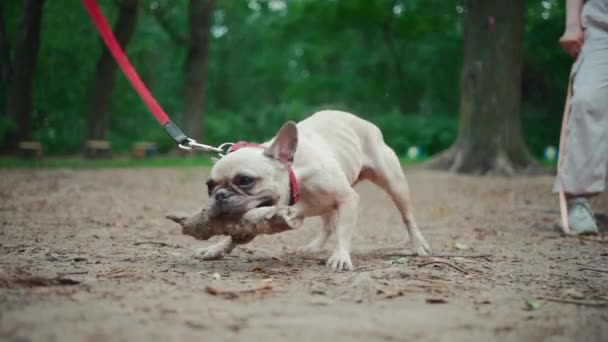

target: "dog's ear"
[264,121,298,163]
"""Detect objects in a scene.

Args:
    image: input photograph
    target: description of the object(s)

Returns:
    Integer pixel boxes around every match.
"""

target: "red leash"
[83,0,299,203]
[82,0,219,152]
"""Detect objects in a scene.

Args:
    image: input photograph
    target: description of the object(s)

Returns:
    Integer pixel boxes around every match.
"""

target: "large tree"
[149,0,215,143]
[3,0,45,149]
[86,0,139,142]
[428,0,538,175]
[181,0,215,142]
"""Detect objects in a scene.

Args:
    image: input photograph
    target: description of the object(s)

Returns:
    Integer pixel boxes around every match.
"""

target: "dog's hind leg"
[366,144,430,256]
[298,211,336,253]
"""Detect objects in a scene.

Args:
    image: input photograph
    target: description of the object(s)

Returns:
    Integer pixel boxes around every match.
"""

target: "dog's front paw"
[192,246,225,260]
[327,250,353,271]
[411,238,431,257]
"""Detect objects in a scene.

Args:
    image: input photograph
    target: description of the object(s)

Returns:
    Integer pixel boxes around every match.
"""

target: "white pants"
[554,0,608,196]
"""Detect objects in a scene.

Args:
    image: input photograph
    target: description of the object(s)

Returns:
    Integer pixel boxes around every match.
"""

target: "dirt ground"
[1,167,607,342]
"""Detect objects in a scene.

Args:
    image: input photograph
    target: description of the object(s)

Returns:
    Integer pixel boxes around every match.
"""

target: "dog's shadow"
[174,251,328,276]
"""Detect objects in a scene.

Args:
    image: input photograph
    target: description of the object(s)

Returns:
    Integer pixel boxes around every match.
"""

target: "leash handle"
[557,78,573,235]
[82,0,222,152]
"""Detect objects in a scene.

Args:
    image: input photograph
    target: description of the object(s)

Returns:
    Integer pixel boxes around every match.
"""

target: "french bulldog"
[198,110,430,271]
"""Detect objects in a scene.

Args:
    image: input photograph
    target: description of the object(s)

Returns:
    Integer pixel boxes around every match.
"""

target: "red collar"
[228,141,300,206]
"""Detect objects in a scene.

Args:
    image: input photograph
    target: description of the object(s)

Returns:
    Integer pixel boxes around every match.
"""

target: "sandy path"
[1,167,607,341]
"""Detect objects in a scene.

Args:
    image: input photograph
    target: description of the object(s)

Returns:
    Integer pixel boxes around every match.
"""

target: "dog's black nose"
[213,189,232,201]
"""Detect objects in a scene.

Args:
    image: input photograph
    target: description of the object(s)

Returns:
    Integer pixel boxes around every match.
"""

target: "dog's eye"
[206,180,216,195]
[234,175,255,187]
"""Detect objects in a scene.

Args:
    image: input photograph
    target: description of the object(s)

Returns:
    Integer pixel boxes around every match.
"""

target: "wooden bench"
[18,141,42,159]
[84,140,111,159]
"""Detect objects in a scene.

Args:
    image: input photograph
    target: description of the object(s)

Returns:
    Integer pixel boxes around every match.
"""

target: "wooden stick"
[417,261,469,275]
[205,283,273,299]
[133,241,179,248]
[579,266,608,274]
[386,253,492,259]
[57,271,89,276]
[538,296,607,307]
[167,207,298,241]
[557,77,574,235]
[574,236,608,244]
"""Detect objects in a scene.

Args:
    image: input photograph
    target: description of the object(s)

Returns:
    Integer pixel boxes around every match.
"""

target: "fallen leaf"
[524,299,542,311]
[309,297,332,306]
[562,288,585,300]
[426,297,447,304]
[385,290,404,299]
[454,242,471,250]
[390,257,408,265]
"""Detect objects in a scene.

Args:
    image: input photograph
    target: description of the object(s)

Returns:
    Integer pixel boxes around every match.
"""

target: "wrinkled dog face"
[206,149,283,218]
[206,122,298,219]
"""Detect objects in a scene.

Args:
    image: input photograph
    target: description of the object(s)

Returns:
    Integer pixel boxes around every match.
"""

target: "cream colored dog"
[199,110,430,271]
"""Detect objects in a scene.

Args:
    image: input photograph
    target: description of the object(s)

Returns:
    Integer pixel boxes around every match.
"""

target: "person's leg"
[554,12,608,233]
[554,58,608,233]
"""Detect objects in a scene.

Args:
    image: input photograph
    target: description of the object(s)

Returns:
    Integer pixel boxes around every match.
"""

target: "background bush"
[1,0,570,157]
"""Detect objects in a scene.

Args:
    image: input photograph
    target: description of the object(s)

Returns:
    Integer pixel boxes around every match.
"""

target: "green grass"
[1,153,553,170]
[399,157,428,166]
[0,155,214,169]
[539,159,558,169]
[0,155,428,170]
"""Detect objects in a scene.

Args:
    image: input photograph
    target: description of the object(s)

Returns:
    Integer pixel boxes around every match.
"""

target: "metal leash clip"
[178,138,224,153]
[217,142,235,157]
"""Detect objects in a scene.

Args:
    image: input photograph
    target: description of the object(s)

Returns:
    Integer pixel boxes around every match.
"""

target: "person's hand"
[559,25,584,58]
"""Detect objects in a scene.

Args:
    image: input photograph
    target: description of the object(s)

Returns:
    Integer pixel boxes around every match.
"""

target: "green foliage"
[1,0,571,158]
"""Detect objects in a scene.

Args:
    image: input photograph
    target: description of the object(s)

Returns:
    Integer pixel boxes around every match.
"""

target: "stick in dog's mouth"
[167,205,299,241]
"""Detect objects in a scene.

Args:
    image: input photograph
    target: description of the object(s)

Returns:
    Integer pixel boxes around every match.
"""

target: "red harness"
[228,142,300,206]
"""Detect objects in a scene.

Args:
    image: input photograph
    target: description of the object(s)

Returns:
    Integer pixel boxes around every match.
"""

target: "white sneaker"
[567,198,599,235]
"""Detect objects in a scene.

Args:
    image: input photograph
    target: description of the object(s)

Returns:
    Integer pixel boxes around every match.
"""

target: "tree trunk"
[182,0,215,142]
[382,23,414,115]
[427,0,541,175]
[0,2,11,85]
[86,0,138,141]
[4,0,45,148]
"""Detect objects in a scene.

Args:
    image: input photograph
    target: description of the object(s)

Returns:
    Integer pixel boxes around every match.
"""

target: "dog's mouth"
[256,198,275,208]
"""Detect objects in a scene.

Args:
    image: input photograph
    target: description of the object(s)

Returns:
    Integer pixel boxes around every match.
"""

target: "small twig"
[205,283,273,299]
[579,266,608,274]
[417,261,469,275]
[133,241,179,248]
[97,268,127,277]
[57,271,88,276]
[0,244,33,250]
[572,236,608,244]
[386,253,492,259]
[538,296,607,307]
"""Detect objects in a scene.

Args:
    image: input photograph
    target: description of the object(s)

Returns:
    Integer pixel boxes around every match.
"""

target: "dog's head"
[206,121,298,218]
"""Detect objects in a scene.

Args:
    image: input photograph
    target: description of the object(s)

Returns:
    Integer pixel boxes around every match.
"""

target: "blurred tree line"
[0,0,572,158]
